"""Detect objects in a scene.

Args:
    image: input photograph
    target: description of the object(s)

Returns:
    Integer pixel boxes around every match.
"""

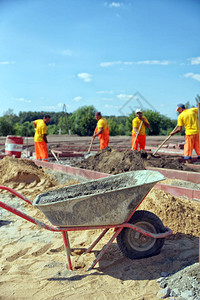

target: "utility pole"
[60,104,71,135]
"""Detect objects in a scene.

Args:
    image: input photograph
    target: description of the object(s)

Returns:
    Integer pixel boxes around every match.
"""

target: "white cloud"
[102,97,114,102]
[14,97,31,103]
[42,105,58,110]
[97,90,114,94]
[57,103,71,110]
[78,73,92,82]
[105,103,118,108]
[183,72,200,82]
[60,49,72,56]
[58,102,64,108]
[40,103,71,111]
[100,60,170,67]
[117,94,133,101]
[136,60,170,65]
[0,61,16,65]
[100,61,121,67]
[73,96,82,102]
[109,2,121,8]
[190,57,200,65]
[104,2,121,8]
[124,61,134,65]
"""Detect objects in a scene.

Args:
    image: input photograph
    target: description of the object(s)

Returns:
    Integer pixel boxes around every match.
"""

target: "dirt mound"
[74,147,195,174]
[145,154,195,171]
[74,147,146,174]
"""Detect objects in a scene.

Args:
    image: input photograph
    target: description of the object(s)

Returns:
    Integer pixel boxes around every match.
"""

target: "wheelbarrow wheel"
[117,210,165,259]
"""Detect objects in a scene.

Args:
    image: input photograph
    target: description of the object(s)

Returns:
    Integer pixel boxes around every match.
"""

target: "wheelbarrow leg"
[62,231,73,271]
[85,228,110,254]
[88,227,123,271]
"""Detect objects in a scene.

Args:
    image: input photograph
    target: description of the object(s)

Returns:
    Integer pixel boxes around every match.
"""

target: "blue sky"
[0,0,199,120]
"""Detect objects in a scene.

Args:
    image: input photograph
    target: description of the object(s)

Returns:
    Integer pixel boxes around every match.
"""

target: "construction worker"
[132,109,150,151]
[33,115,51,161]
[93,112,109,150]
[170,104,200,163]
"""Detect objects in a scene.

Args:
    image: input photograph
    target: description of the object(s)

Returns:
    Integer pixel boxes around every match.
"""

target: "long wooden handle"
[131,120,143,150]
[51,150,61,164]
[88,129,96,153]
[152,126,178,156]
[88,137,95,153]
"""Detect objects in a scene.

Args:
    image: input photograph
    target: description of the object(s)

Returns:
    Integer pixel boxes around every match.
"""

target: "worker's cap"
[135,109,142,113]
[176,104,185,111]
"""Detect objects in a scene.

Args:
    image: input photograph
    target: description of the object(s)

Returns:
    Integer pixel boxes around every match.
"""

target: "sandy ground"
[0,156,199,300]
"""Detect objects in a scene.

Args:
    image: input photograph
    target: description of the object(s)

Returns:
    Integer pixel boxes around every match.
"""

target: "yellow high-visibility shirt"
[34,119,47,142]
[132,117,149,135]
[97,118,108,131]
[177,108,199,135]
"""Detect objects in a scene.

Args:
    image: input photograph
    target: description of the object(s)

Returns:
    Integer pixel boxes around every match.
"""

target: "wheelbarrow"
[0,170,172,271]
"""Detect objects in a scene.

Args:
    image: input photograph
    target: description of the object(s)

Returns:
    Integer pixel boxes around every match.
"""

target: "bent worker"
[93,112,109,150]
[132,109,150,151]
[33,115,51,161]
[170,104,200,163]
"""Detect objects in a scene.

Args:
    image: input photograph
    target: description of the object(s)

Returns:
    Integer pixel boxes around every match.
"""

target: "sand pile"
[0,156,58,199]
[142,189,200,237]
[0,156,80,200]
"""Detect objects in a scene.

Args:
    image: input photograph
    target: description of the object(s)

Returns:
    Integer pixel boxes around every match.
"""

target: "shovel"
[51,150,62,164]
[131,120,143,150]
[147,126,178,159]
[88,135,95,154]
[84,133,96,159]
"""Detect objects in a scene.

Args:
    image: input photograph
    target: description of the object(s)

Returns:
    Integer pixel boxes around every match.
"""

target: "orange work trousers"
[132,133,146,151]
[35,141,48,161]
[184,134,200,158]
[95,124,109,150]
[98,134,109,150]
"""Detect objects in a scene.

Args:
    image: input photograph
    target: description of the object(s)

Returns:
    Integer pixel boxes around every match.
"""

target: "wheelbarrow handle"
[0,199,60,232]
[0,185,32,205]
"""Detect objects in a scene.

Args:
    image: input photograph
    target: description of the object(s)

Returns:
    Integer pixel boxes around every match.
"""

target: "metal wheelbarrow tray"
[33,170,164,227]
[0,170,172,271]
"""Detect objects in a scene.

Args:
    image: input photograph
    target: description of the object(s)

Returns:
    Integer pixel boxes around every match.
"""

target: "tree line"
[0,95,199,137]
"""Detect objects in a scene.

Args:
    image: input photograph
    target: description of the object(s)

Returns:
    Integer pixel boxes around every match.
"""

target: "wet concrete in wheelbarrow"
[0,155,200,299]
